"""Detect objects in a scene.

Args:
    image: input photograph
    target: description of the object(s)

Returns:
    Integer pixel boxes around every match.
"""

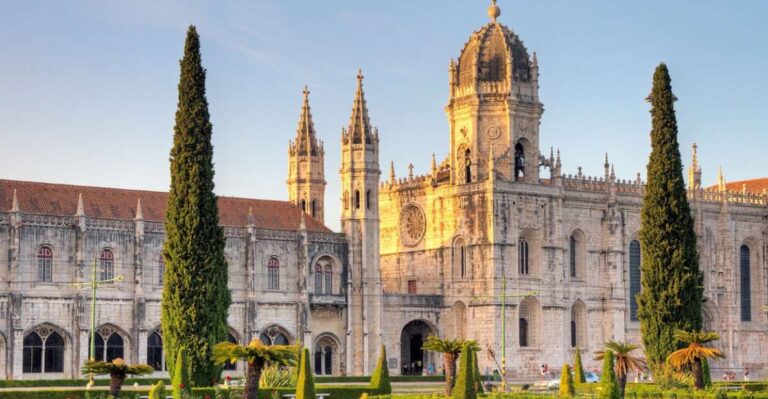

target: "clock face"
[487,125,501,139]
[399,204,426,247]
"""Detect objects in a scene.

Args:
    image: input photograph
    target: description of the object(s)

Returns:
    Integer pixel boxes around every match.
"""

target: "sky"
[1,1,766,232]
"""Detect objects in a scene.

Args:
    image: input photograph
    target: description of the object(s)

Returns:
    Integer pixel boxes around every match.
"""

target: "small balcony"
[309,293,347,308]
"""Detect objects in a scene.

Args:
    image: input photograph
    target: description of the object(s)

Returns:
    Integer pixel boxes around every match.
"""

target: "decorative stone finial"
[408,163,414,179]
[717,166,726,192]
[247,206,255,226]
[431,153,437,174]
[389,161,396,184]
[10,189,19,212]
[76,193,85,216]
[488,0,501,23]
[135,197,143,220]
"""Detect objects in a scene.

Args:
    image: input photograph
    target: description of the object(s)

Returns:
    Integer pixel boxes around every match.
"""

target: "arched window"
[518,239,529,275]
[569,236,577,278]
[570,301,586,348]
[629,240,642,321]
[106,333,124,362]
[259,326,289,345]
[314,336,336,376]
[343,191,349,210]
[93,334,105,361]
[366,190,371,209]
[37,246,53,282]
[324,265,333,294]
[519,318,529,347]
[315,264,323,294]
[570,320,577,348]
[22,332,43,373]
[464,149,472,183]
[99,249,114,281]
[453,238,468,279]
[311,200,317,217]
[354,190,361,209]
[147,332,164,371]
[300,199,306,213]
[223,333,238,371]
[267,257,280,290]
[514,143,525,180]
[23,329,64,373]
[158,254,165,285]
[740,245,751,322]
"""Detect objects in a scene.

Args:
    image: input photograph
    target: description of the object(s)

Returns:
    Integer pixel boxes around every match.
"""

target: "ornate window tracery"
[267,257,280,291]
[99,249,114,281]
[629,240,641,321]
[259,326,290,345]
[23,326,64,373]
[518,238,529,275]
[740,245,751,322]
[147,332,164,371]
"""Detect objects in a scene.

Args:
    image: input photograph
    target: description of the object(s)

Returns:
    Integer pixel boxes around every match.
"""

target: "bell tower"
[445,1,544,183]
[288,86,326,223]
[340,70,382,375]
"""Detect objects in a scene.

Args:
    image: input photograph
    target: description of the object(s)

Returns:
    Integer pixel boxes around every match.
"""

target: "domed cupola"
[451,0,535,90]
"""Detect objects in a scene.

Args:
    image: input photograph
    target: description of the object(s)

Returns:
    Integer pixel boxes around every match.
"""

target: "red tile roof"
[0,179,332,233]
[707,178,768,195]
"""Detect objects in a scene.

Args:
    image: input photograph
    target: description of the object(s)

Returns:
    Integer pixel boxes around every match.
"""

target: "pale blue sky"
[1,1,766,231]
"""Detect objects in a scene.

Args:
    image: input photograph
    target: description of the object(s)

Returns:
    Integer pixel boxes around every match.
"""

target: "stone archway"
[400,320,436,375]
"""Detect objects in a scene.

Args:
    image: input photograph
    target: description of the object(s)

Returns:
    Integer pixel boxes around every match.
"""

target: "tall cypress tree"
[637,63,703,372]
[162,25,231,386]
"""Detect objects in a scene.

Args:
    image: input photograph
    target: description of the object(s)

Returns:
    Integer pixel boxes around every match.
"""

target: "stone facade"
[1,1,766,381]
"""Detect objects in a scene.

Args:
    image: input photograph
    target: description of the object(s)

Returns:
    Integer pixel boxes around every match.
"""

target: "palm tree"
[421,336,478,396]
[666,330,725,390]
[213,338,298,399]
[595,341,646,398]
[81,358,154,398]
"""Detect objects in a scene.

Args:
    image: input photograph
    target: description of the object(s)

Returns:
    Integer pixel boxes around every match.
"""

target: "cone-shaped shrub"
[296,348,315,399]
[370,345,392,395]
[574,348,586,384]
[559,363,575,397]
[702,358,712,389]
[599,351,620,399]
[172,348,191,399]
[472,351,484,394]
[149,381,167,399]
[451,343,477,399]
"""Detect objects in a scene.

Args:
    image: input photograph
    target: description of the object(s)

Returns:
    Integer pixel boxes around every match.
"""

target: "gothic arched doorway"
[400,320,436,375]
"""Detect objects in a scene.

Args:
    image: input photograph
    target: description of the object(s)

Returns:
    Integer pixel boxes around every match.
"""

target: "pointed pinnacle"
[10,189,19,212]
[76,193,85,216]
[135,197,143,220]
[389,160,396,183]
[247,206,255,226]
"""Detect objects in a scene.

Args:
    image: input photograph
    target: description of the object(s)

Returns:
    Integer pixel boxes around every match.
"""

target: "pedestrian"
[744,367,750,382]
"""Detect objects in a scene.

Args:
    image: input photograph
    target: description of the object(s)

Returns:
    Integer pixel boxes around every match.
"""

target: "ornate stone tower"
[340,70,382,375]
[445,0,544,184]
[288,86,326,223]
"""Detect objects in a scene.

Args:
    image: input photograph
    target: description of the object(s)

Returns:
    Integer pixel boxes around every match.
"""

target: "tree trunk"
[109,372,126,398]
[444,353,457,396]
[245,360,264,399]
[618,372,627,399]
[692,358,704,390]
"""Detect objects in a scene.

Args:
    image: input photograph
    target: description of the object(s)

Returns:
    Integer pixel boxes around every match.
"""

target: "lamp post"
[475,283,538,392]
[71,259,124,379]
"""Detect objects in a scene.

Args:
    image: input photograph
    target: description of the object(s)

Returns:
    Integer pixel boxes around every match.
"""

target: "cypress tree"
[574,348,586,384]
[162,25,231,386]
[296,348,315,399]
[637,63,703,373]
[472,351,484,394]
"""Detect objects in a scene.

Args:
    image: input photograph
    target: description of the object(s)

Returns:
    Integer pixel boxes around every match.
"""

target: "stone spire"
[347,69,374,144]
[604,153,610,180]
[431,153,437,175]
[717,166,726,192]
[487,0,501,23]
[76,193,85,216]
[688,143,702,189]
[389,161,396,184]
[294,85,320,156]
[10,189,19,212]
[135,197,143,220]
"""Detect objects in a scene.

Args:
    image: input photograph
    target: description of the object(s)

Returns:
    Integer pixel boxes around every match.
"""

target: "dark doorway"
[400,320,435,375]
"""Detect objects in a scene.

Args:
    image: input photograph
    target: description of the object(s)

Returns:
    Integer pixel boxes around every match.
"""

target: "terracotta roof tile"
[707,178,768,195]
[0,179,332,233]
